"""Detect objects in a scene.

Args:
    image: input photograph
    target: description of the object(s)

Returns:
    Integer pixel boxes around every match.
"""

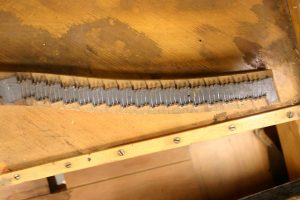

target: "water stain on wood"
[233,37,265,69]
[176,0,236,10]
[263,0,294,36]
[235,0,298,70]
[0,12,161,76]
[63,17,161,65]
[120,0,237,11]
[196,24,223,35]
[0,0,299,78]
[196,24,245,71]
[213,112,228,123]
[233,0,298,69]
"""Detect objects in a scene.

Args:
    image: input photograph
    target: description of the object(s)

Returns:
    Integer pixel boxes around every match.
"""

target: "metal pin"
[287,111,295,119]
[14,174,20,180]
[173,137,181,144]
[65,162,72,168]
[118,149,125,156]
[228,124,236,131]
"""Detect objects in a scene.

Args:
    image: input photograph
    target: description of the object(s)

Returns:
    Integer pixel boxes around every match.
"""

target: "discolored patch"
[196,24,247,71]
[63,17,161,66]
[120,0,237,11]
[213,112,228,123]
[196,24,223,36]
[242,0,295,42]
[0,12,64,65]
[120,0,136,9]
[233,0,300,75]
[262,0,293,32]
[176,0,236,10]
[237,0,297,50]
[0,162,10,174]
[0,12,161,77]
[267,39,300,88]
[234,37,265,69]
[120,0,177,11]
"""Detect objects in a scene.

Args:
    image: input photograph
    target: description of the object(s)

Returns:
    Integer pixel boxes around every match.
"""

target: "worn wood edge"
[0,69,272,89]
[0,104,299,187]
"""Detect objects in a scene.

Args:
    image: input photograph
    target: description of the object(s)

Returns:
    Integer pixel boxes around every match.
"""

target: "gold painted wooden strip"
[0,105,299,186]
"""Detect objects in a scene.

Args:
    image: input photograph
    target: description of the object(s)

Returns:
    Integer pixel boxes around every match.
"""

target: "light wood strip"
[0,105,299,186]
[0,179,49,200]
[30,161,202,200]
[277,120,300,180]
[65,146,190,188]
[189,131,274,199]
[63,131,275,200]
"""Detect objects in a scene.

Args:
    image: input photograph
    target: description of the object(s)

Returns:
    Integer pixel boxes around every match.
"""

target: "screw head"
[65,162,72,168]
[173,137,181,144]
[118,149,125,156]
[287,111,295,118]
[14,174,20,180]
[228,124,236,131]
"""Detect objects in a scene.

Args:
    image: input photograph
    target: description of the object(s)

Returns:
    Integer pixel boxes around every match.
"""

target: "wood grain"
[0,179,49,200]
[0,0,300,178]
[26,131,277,200]
[31,161,202,200]
[64,147,190,188]
[0,0,298,77]
[277,120,300,180]
[1,105,299,186]
[287,0,300,48]
[189,131,274,199]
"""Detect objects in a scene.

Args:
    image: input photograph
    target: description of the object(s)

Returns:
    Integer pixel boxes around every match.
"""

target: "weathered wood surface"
[0,0,299,172]
[0,0,298,78]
